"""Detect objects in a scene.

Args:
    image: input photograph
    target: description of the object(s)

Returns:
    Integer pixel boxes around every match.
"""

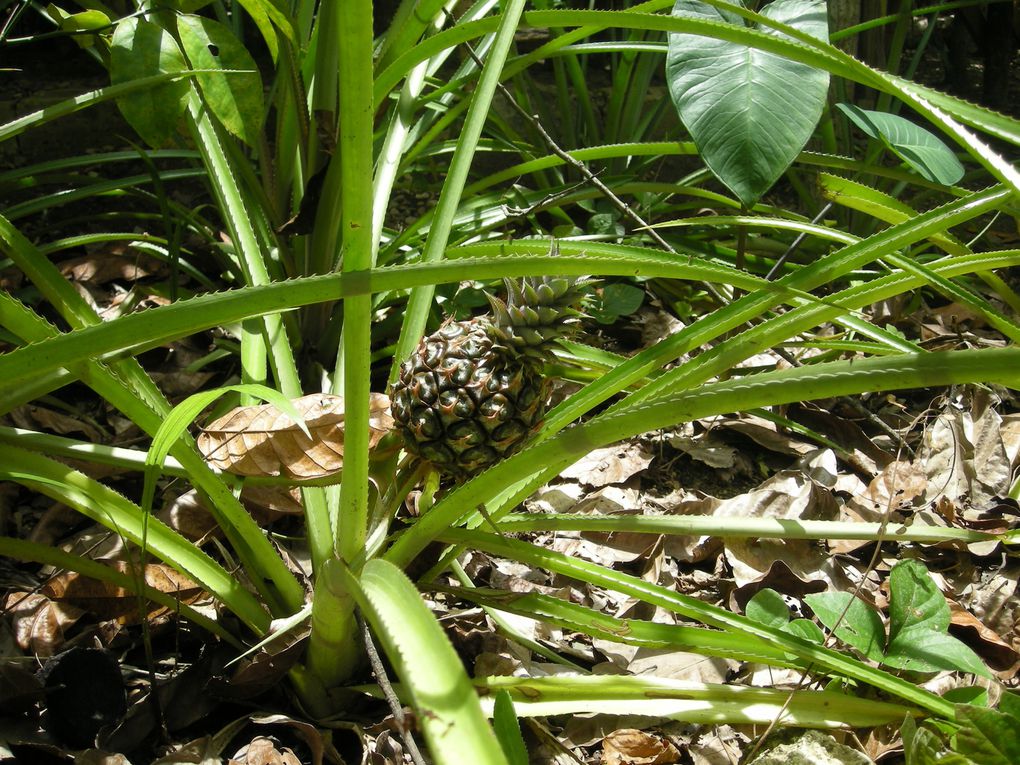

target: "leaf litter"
[3,333,1020,763]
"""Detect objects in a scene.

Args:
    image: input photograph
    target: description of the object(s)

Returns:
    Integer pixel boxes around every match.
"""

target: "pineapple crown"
[484,275,593,349]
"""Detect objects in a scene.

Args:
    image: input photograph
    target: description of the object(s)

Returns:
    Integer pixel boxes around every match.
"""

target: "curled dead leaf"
[197,393,392,479]
[948,600,1020,672]
[1,590,84,656]
[46,562,204,625]
[602,728,680,765]
[230,736,302,765]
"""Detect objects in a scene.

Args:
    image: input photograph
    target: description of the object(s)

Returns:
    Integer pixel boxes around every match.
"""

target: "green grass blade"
[492,514,997,546]
[386,348,1020,575]
[452,587,803,667]
[0,447,270,632]
[476,675,916,728]
[389,0,528,384]
[0,249,733,390]
[0,72,200,144]
[543,185,1011,432]
[0,219,305,615]
[0,536,240,647]
[440,529,952,718]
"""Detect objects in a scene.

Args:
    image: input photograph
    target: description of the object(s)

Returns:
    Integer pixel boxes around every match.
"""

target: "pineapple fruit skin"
[390,275,588,479]
[390,318,548,478]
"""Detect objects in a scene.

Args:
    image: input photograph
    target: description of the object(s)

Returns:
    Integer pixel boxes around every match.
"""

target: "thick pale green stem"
[305,559,362,714]
[306,0,375,695]
[335,0,375,565]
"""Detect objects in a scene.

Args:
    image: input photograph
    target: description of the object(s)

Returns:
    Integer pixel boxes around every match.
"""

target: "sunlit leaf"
[110,17,189,147]
[666,0,830,206]
[837,103,965,185]
[177,14,265,146]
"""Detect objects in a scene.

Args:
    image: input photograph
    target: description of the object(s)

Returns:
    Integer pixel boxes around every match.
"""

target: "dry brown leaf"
[2,590,84,656]
[198,393,392,478]
[732,559,827,613]
[627,649,734,684]
[714,473,843,587]
[948,600,1020,672]
[159,490,220,540]
[46,562,203,625]
[249,713,341,765]
[602,728,680,765]
[711,415,816,456]
[922,392,1012,506]
[240,484,305,516]
[570,487,658,564]
[210,640,305,701]
[669,431,738,469]
[658,492,725,564]
[560,443,652,488]
[230,736,302,765]
[10,404,107,443]
[0,660,45,715]
[76,750,134,765]
[59,247,167,284]
[688,724,747,765]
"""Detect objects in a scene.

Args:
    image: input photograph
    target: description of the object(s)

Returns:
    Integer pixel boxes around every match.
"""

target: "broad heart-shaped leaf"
[110,18,189,148]
[837,103,966,185]
[884,559,992,678]
[177,14,265,147]
[666,0,829,206]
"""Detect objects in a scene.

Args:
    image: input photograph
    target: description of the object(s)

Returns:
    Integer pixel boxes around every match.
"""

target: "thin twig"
[359,614,428,765]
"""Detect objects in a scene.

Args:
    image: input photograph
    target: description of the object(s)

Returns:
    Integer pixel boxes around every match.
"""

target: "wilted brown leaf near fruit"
[197,393,392,479]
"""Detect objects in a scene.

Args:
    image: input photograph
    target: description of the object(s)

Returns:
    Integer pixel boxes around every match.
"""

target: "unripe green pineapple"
[390,275,589,478]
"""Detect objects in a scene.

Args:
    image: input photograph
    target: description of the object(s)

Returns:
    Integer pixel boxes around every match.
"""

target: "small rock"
[748,730,873,765]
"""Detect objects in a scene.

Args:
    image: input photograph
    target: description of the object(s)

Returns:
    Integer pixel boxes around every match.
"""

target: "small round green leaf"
[745,588,790,629]
[804,591,885,662]
[590,283,644,324]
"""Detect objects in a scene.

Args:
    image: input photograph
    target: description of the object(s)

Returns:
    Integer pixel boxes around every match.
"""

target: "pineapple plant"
[390,274,590,479]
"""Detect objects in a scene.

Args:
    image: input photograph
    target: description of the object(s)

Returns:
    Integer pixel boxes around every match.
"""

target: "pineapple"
[390,275,589,478]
